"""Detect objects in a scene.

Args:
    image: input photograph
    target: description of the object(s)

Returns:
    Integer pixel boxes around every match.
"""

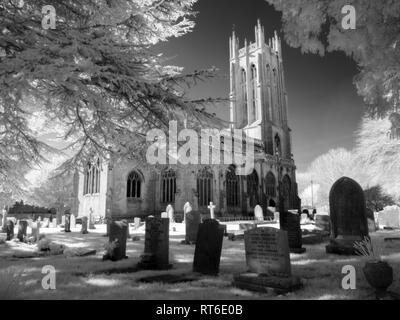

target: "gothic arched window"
[127,170,142,199]
[274,134,282,157]
[226,165,240,207]
[161,168,176,204]
[240,68,248,125]
[250,64,257,123]
[197,167,213,207]
[265,171,276,197]
[83,159,101,195]
[247,169,259,207]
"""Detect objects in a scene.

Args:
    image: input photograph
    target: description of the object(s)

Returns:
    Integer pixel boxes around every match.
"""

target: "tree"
[364,185,395,212]
[0,0,218,192]
[265,0,400,118]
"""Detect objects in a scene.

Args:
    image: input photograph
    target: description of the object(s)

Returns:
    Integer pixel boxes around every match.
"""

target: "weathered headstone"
[88,208,95,229]
[274,212,280,223]
[326,177,369,255]
[161,212,168,219]
[254,205,264,222]
[137,217,171,270]
[315,213,330,232]
[64,214,71,232]
[184,211,201,244]
[103,220,128,261]
[70,214,76,229]
[193,219,224,275]
[166,204,174,223]
[281,211,306,253]
[183,202,191,223]
[52,219,57,228]
[134,217,141,229]
[377,206,400,229]
[61,215,66,226]
[81,216,88,234]
[30,221,40,242]
[207,202,216,220]
[233,227,302,294]
[17,220,28,242]
[6,220,14,241]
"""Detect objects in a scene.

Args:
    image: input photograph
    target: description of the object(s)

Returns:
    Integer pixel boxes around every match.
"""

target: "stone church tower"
[75,21,300,221]
[229,20,292,160]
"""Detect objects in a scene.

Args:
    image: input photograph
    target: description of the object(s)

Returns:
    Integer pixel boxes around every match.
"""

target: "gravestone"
[30,221,40,242]
[326,177,369,255]
[81,216,88,234]
[161,212,168,219]
[183,202,192,223]
[378,206,400,229]
[274,212,280,223]
[300,213,308,224]
[281,211,306,253]
[6,220,14,241]
[64,214,71,232]
[88,208,95,229]
[17,220,28,242]
[52,219,57,228]
[207,202,216,220]
[193,219,224,275]
[137,217,171,270]
[254,205,264,222]
[103,220,128,261]
[315,213,330,232]
[183,211,201,245]
[1,207,7,231]
[134,217,141,229]
[233,227,302,294]
[70,214,76,229]
[166,205,174,223]
[61,215,66,226]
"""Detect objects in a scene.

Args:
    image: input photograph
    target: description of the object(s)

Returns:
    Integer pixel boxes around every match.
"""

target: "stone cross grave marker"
[254,205,264,222]
[193,219,224,275]
[137,217,171,270]
[17,220,28,242]
[326,177,369,255]
[233,227,302,294]
[207,202,216,220]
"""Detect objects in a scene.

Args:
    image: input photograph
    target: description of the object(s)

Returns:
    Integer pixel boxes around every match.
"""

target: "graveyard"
[1,210,400,300]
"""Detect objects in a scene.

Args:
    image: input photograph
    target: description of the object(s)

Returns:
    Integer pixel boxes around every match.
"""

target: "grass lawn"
[0,223,399,300]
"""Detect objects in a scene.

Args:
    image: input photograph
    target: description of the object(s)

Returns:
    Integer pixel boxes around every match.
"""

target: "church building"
[75,21,301,221]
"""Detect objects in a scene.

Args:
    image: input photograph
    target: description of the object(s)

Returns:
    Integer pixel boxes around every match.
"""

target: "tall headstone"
[193,219,224,275]
[134,217,141,229]
[254,205,264,222]
[1,208,7,232]
[30,221,40,242]
[326,177,369,255]
[207,202,216,220]
[281,211,305,253]
[166,205,174,223]
[233,227,302,293]
[137,217,171,270]
[88,208,95,229]
[52,218,57,228]
[81,216,88,234]
[184,211,201,244]
[64,213,71,232]
[6,220,14,241]
[183,202,191,223]
[103,220,128,261]
[61,215,66,226]
[17,220,28,242]
[70,214,76,229]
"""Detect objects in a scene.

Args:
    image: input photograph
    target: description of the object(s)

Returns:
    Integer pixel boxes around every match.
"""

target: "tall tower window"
[240,68,248,125]
[250,64,257,123]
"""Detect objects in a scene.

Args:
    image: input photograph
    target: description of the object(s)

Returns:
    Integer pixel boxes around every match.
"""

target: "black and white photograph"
[0,0,400,305]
